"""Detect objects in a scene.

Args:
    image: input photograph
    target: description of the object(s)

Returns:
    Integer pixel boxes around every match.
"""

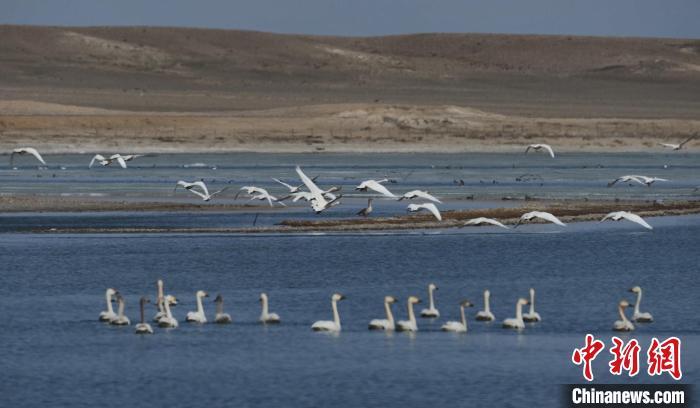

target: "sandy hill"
[0,26,698,153]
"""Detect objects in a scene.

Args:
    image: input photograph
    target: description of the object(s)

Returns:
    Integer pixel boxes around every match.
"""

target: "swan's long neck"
[619,305,629,323]
[164,298,173,319]
[261,296,269,317]
[216,301,223,315]
[384,301,395,325]
[515,302,524,323]
[139,301,145,323]
[105,291,114,314]
[117,298,125,318]
[428,287,435,310]
[460,306,467,328]
[484,292,490,313]
[529,291,536,314]
[634,291,642,314]
[332,299,341,327]
[407,300,416,325]
[196,294,204,314]
[157,282,164,313]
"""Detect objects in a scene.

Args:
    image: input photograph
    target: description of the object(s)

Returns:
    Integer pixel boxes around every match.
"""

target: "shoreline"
[4,199,698,234]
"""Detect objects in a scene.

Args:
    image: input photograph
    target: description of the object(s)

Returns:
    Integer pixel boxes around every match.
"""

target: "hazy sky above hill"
[1,0,698,38]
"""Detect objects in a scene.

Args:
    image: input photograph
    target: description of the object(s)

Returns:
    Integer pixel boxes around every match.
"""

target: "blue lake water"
[0,216,698,407]
[0,153,698,407]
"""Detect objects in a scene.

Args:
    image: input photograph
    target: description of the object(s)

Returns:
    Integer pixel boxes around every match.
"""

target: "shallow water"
[0,215,698,407]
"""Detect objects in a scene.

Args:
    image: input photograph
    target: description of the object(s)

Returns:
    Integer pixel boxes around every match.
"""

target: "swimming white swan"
[613,299,635,331]
[296,166,343,213]
[420,283,440,317]
[522,288,541,322]
[135,297,154,334]
[514,211,566,227]
[213,294,232,324]
[524,144,555,158]
[368,296,397,330]
[10,147,46,167]
[357,198,373,217]
[659,135,695,151]
[99,288,118,321]
[502,298,529,329]
[600,211,653,230]
[157,295,179,328]
[110,294,131,326]
[475,289,495,321]
[312,293,345,332]
[186,290,210,323]
[355,179,397,198]
[629,286,653,322]
[441,300,474,332]
[260,293,281,324]
[399,190,442,204]
[152,279,178,321]
[396,296,422,332]
[407,203,442,221]
[463,217,509,230]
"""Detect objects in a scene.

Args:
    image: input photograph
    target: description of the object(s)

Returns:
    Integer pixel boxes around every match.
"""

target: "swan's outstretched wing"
[190,181,210,196]
[679,135,695,148]
[365,180,397,198]
[89,154,106,168]
[404,190,441,203]
[110,154,127,168]
[272,178,295,191]
[619,212,653,230]
[408,203,442,221]
[600,211,622,222]
[541,144,555,158]
[13,147,46,165]
[187,188,209,201]
[464,217,509,229]
[535,211,566,226]
[658,142,678,149]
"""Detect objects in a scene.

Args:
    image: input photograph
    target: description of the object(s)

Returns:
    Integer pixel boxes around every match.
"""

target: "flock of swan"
[6,143,681,231]
[99,280,653,334]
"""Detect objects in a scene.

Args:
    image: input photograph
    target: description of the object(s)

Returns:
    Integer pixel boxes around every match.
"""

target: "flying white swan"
[525,144,555,158]
[135,297,154,334]
[522,288,541,322]
[607,175,644,187]
[368,296,397,330]
[236,186,284,207]
[398,190,442,204]
[99,288,118,322]
[600,211,653,230]
[420,283,440,318]
[613,299,635,331]
[396,296,422,332]
[514,211,566,227]
[475,289,495,321]
[175,180,228,201]
[90,154,142,168]
[249,191,285,207]
[213,294,232,324]
[659,135,695,150]
[631,175,669,187]
[629,286,653,322]
[357,198,373,217]
[89,154,114,168]
[110,294,131,326]
[355,179,397,198]
[441,300,474,332]
[312,293,345,332]
[10,147,46,167]
[407,203,442,221]
[463,217,509,230]
[296,166,342,213]
[186,290,210,323]
[157,295,179,328]
[259,293,281,324]
[502,298,529,329]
